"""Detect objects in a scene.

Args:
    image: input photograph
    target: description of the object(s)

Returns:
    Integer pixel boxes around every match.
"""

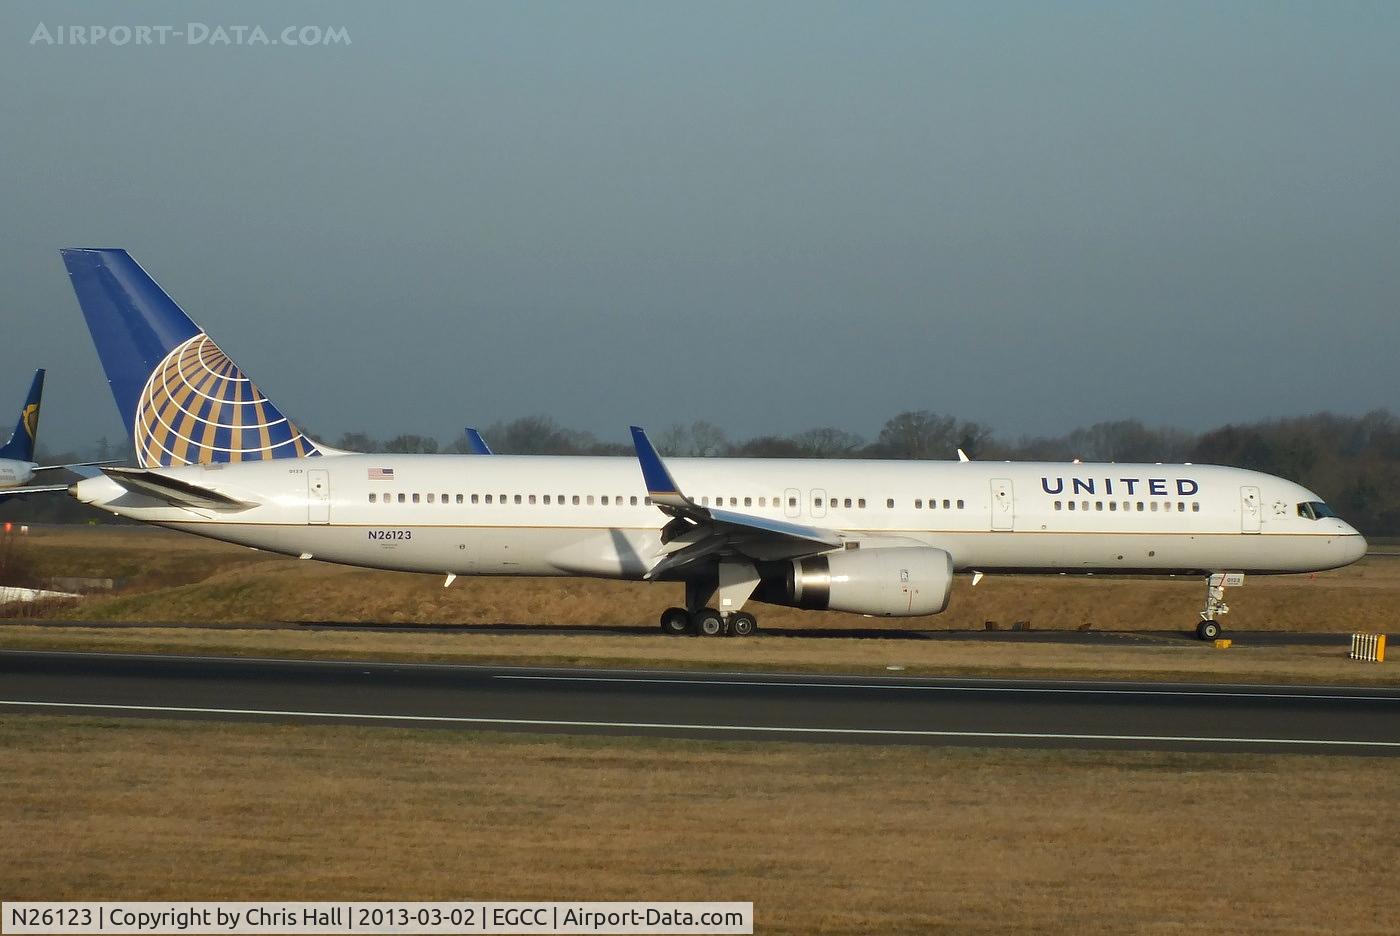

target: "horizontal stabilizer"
[33,459,124,474]
[103,467,256,511]
[0,484,70,498]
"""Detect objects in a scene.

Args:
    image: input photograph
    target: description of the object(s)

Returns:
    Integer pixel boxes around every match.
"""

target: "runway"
[2,649,1398,754]
[26,618,1359,646]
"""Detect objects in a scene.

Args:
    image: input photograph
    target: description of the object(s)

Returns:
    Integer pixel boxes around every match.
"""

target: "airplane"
[58,248,1367,640]
[0,368,116,495]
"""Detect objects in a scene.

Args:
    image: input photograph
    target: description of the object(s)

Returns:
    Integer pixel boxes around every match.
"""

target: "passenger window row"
[364,491,970,512]
[809,496,871,509]
[367,493,651,506]
[701,495,785,508]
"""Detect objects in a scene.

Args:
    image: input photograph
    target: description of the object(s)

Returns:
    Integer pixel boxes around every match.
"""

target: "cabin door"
[1240,485,1261,533]
[308,469,331,524]
[990,478,1014,531]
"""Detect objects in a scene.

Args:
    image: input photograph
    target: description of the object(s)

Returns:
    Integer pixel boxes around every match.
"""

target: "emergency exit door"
[308,469,330,524]
[991,478,1014,531]
[1240,485,1261,533]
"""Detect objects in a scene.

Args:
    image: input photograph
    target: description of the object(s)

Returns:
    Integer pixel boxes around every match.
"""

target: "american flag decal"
[368,467,395,480]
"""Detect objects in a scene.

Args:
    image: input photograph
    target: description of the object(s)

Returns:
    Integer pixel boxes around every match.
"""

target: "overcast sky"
[2,1,1397,454]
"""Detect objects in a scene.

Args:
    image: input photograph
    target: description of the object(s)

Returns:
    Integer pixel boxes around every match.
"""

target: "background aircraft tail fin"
[60,248,320,468]
[464,427,493,455]
[0,369,45,462]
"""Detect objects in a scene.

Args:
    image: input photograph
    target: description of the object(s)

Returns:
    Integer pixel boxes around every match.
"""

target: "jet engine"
[755,546,954,617]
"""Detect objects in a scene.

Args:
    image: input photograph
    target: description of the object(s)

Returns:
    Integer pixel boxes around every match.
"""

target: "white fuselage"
[0,459,36,489]
[72,454,1367,581]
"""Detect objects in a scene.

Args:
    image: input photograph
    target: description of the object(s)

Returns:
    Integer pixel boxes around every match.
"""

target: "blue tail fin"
[60,248,320,467]
[0,369,44,462]
[464,427,494,455]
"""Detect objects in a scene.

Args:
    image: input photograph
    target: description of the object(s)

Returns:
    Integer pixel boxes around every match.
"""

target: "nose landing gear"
[1197,572,1243,640]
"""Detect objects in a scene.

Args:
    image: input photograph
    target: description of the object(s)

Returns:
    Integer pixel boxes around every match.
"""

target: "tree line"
[6,409,1399,535]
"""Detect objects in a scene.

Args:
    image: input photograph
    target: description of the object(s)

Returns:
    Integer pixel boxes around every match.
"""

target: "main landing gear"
[658,562,762,637]
[1196,572,1242,641]
[659,607,692,636]
[657,606,760,637]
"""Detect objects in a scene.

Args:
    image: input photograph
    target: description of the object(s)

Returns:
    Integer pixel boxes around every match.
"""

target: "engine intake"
[756,546,954,617]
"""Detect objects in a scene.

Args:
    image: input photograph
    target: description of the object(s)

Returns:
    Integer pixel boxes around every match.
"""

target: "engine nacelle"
[756,546,954,617]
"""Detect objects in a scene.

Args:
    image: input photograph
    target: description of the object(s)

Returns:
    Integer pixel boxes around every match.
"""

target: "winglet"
[464,427,493,456]
[0,369,44,462]
[629,426,689,509]
[957,448,971,463]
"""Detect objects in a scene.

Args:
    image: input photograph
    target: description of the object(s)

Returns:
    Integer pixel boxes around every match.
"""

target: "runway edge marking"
[2,699,1398,749]
[492,674,1400,703]
[3,649,1398,698]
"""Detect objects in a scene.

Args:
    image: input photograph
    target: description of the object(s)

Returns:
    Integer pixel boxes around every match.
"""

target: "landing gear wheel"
[693,608,724,637]
[1197,620,1221,641]
[728,612,757,637]
[660,607,691,636]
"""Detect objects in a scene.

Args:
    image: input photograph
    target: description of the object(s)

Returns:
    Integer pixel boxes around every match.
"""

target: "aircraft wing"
[102,467,257,511]
[704,506,845,548]
[0,484,71,497]
[33,459,124,473]
[629,426,843,578]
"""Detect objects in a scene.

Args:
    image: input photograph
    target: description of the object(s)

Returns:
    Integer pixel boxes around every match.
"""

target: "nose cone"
[1336,524,1367,566]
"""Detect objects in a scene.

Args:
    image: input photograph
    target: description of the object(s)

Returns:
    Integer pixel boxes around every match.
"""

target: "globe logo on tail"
[134,334,320,468]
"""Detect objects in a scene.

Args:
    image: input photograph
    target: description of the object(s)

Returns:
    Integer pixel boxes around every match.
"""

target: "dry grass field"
[4,529,1397,934]
[3,715,1397,935]
[3,526,1398,683]
[3,525,1397,633]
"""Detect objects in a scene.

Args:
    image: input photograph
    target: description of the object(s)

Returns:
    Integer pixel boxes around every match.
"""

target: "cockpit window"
[1297,501,1338,521]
